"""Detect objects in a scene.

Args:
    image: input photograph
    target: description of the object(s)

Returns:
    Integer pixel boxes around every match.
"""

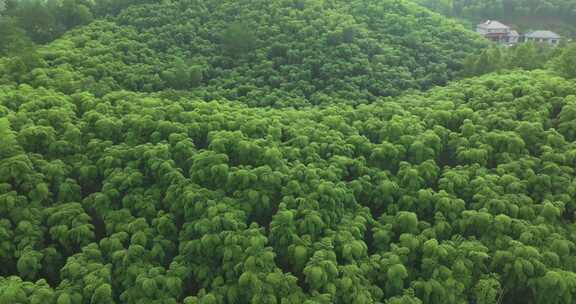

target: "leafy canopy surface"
[2,0,576,303]
[1,71,576,303]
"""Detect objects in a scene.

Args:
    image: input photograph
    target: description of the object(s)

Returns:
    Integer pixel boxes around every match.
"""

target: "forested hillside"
[3,0,576,304]
[1,0,485,106]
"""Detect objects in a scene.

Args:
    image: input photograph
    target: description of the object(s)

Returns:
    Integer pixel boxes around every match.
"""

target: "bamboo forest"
[1,0,576,303]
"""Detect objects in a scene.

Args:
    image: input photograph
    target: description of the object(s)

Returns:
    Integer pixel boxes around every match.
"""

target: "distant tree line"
[415,0,576,24]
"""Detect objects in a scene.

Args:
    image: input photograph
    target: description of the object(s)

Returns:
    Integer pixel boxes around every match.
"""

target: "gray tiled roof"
[525,30,561,39]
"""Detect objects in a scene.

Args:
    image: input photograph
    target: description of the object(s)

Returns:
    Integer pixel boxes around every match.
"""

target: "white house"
[477,20,563,46]
[477,20,509,35]
[476,20,519,45]
[524,30,562,46]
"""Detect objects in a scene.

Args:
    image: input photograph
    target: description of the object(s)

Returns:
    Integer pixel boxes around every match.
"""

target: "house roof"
[525,30,561,39]
[509,30,519,37]
[478,20,510,30]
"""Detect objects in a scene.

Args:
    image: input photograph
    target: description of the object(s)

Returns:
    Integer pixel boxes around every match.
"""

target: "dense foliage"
[3,0,576,303]
[0,0,159,45]
[550,43,576,79]
[0,0,485,106]
[2,69,576,303]
[0,0,93,44]
[461,42,576,78]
